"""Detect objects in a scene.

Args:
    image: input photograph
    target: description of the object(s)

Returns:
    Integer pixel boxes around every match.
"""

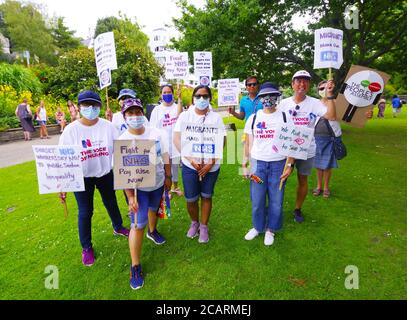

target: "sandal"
[323,190,331,198]
[171,188,184,197]
[313,188,322,196]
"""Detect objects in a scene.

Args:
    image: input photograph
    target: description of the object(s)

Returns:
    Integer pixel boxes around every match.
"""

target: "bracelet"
[165,175,172,179]
[327,96,336,100]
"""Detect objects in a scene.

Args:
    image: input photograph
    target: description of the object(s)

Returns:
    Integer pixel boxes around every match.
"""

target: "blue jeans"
[130,185,164,229]
[250,159,286,232]
[74,171,124,249]
[182,163,220,203]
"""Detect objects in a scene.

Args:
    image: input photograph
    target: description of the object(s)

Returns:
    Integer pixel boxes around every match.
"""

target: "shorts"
[393,108,401,113]
[130,185,164,229]
[182,163,220,203]
[295,157,315,176]
[37,120,46,126]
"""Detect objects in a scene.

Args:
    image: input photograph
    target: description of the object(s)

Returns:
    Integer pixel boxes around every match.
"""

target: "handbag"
[324,119,347,160]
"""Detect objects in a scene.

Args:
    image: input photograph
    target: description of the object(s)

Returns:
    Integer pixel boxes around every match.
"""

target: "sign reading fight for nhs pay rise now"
[180,123,224,159]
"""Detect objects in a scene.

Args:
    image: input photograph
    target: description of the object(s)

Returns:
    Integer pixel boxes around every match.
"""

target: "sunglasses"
[247,83,258,87]
[194,94,210,99]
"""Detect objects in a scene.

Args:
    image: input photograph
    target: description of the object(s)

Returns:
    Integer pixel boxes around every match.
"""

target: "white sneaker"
[264,231,275,246]
[244,228,259,240]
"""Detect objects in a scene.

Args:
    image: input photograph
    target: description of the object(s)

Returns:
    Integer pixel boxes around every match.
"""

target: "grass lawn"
[0,106,406,300]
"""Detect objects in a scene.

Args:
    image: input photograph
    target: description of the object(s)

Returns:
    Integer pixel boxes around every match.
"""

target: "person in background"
[59,90,130,267]
[68,100,80,122]
[119,98,171,290]
[377,98,386,118]
[392,95,402,117]
[55,107,67,133]
[149,84,183,197]
[15,98,35,141]
[36,100,50,139]
[173,85,226,244]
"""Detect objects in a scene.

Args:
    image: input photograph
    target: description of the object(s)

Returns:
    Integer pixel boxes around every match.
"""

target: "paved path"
[0,135,61,169]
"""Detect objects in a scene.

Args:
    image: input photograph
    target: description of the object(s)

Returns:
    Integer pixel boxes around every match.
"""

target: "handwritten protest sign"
[218,78,240,107]
[165,52,189,80]
[180,123,225,160]
[314,28,343,70]
[274,124,314,160]
[94,32,117,75]
[113,140,157,190]
[32,145,84,194]
[193,51,213,77]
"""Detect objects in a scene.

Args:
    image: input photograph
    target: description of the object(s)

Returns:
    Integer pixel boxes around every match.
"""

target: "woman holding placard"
[173,85,226,244]
[242,82,295,246]
[149,84,184,197]
[59,90,130,267]
[119,97,172,290]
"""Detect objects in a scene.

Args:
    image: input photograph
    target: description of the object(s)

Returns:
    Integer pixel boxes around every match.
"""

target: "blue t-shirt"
[392,97,401,108]
[240,96,263,121]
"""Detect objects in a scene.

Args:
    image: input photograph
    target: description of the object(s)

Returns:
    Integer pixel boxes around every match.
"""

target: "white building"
[0,33,10,54]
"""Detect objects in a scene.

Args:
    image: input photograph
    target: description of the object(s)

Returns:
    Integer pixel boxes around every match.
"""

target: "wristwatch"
[327,96,336,100]
[287,163,295,168]
[165,175,172,179]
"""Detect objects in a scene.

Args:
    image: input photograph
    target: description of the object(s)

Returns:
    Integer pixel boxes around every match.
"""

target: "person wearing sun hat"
[118,97,172,290]
[279,70,337,223]
[59,90,130,267]
[242,82,295,246]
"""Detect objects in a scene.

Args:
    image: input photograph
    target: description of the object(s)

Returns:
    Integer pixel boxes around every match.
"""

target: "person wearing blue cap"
[111,88,137,135]
[242,82,295,246]
[59,90,130,267]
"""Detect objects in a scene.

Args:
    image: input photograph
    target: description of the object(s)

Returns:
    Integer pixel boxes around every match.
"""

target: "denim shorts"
[295,157,315,176]
[182,163,220,203]
[37,120,46,126]
[130,185,164,229]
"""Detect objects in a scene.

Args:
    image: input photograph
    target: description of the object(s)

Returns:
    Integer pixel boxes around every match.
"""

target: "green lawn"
[0,106,406,299]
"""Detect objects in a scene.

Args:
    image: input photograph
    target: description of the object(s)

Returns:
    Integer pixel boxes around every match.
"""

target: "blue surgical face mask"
[162,94,173,104]
[194,97,210,110]
[126,116,145,129]
[80,106,100,120]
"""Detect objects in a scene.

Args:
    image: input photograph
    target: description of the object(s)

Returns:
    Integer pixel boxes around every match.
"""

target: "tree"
[173,0,407,89]
[0,0,58,65]
[51,17,82,53]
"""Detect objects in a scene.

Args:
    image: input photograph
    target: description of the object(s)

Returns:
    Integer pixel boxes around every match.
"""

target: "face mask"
[126,116,145,129]
[194,97,210,110]
[260,95,279,108]
[319,88,327,98]
[162,94,173,104]
[80,106,100,120]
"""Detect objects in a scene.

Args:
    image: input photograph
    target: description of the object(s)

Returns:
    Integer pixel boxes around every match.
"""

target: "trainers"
[186,221,200,239]
[294,209,305,223]
[171,188,184,197]
[147,229,166,245]
[114,227,130,237]
[130,265,144,290]
[82,247,95,267]
[199,224,209,243]
[264,231,275,246]
[244,228,259,240]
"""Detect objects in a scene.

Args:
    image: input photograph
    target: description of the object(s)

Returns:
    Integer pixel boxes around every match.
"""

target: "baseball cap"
[117,88,136,100]
[292,70,312,80]
[121,98,144,115]
[77,90,102,105]
[257,82,282,97]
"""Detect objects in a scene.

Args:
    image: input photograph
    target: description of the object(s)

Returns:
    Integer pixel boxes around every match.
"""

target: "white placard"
[113,140,157,190]
[99,68,112,90]
[32,145,84,194]
[194,51,213,77]
[199,75,211,87]
[180,123,224,160]
[165,52,189,80]
[94,32,118,75]
[314,28,343,70]
[218,78,240,107]
[274,124,314,160]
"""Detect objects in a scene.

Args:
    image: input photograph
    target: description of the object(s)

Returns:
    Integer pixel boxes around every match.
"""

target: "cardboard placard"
[218,78,240,107]
[165,52,189,80]
[274,124,314,160]
[336,65,390,128]
[314,28,344,70]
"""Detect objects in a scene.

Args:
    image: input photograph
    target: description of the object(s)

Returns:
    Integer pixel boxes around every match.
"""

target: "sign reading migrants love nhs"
[314,28,343,70]
[165,52,189,80]
[32,145,84,194]
[218,78,240,107]
[180,123,224,160]
[113,140,157,190]
[273,124,314,160]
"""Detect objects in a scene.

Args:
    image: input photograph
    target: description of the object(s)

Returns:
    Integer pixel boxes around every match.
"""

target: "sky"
[29,0,206,39]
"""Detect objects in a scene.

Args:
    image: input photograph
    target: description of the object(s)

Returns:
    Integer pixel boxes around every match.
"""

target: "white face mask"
[319,87,327,98]
[194,97,210,110]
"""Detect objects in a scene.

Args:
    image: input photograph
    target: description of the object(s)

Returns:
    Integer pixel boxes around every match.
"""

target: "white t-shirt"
[279,96,327,158]
[59,118,118,178]
[38,107,47,121]
[112,112,149,136]
[149,103,180,159]
[174,107,226,172]
[244,110,289,162]
[118,127,169,192]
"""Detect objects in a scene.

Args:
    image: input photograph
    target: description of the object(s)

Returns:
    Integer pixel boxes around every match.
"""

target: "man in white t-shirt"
[279,70,337,223]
